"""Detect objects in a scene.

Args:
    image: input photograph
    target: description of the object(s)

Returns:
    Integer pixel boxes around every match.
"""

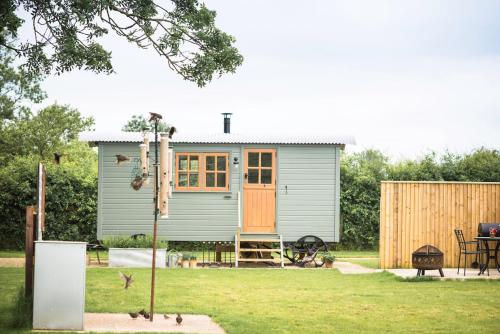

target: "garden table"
[474,236,500,275]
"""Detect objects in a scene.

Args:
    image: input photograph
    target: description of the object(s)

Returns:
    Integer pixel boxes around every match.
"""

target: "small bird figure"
[118,272,134,289]
[116,154,131,164]
[143,312,150,319]
[149,112,163,122]
[138,309,146,316]
[176,313,183,325]
[163,314,170,319]
[129,312,139,319]
[54,153,62,165]
[130,176,144,191]
[168,126,177,139]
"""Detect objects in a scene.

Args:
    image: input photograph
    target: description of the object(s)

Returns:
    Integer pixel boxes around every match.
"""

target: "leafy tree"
[1,0,243,87]
[0,104,94,164]
[0,47,46,122]
[0,154,97,249]
[122,114,169,132]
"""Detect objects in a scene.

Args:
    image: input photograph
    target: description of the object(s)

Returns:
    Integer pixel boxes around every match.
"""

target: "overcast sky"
[21,0,500,159]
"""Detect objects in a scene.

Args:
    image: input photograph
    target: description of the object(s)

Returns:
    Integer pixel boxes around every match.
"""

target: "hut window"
[175,153,229,191]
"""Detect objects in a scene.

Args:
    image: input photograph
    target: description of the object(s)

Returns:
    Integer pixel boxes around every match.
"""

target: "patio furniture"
[474,236,500,275]
[86,241,106,264]
[454,229,487,276]
[412,245,444,277]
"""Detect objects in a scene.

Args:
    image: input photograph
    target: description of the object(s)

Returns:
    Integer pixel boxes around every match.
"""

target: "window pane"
[261,153,272,167]
[217,172,226,187]
[217,156,226,171]
[261,169,272,184]
[248,168,259,184]
[248,152,259,167]
[206,172,215,187]
[189,173,199,187]
[178,172,188,187]
[189,156,199,171]
[206,156,215,171]
[178,156,188,171]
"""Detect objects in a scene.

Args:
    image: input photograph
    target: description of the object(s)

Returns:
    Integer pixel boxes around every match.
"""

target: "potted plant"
[104,235,168,268]
[323,254,335,268]
[189,254,198,268]
[181,253,191,268]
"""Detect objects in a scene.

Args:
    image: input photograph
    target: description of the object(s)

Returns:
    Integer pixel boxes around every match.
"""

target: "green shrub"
[322,255,335,263]
[102,235,167,249]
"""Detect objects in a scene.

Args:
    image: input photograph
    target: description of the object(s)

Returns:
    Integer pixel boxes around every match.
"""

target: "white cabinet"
[33,241,86,331]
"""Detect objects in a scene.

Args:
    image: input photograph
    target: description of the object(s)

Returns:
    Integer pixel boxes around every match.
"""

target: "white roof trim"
[79,132,355,145]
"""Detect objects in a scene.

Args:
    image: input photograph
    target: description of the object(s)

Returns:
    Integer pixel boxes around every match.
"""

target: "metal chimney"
[222,113,232,134]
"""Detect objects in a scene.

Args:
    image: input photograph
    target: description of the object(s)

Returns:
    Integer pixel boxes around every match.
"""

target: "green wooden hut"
[81,123,354,266]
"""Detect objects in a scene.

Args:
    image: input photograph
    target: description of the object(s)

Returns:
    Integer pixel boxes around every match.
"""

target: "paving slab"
[385,267,500,280]
[83,313,225,333]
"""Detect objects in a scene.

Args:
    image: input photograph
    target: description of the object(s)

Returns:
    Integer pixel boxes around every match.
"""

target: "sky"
[19,0,500,159]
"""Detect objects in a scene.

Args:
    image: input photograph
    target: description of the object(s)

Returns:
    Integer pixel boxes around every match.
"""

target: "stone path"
[84,313,225,333]
[386,267,500,280]
[333,261,382,274]
[0,258,24,267]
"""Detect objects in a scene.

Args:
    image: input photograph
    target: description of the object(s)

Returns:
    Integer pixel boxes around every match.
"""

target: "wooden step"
[239,248,281,252]
[239,238,280,243]
[236,258,281,263]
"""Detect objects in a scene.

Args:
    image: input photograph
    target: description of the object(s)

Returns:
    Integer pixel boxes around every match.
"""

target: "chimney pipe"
[222,113,232,134]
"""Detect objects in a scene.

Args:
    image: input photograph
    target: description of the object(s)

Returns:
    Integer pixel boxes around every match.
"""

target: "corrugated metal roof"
[79,131,355,145]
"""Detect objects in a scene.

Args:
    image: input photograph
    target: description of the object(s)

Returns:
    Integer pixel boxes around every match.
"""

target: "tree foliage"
[122,114,169,132]
[339,148,500,250]
[0,104,94,165]
[0,47,46,121]
[1,0,243,87]
[0,154,97,250]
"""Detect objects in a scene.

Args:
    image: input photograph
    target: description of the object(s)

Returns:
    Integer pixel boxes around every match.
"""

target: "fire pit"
[412,245,444,277]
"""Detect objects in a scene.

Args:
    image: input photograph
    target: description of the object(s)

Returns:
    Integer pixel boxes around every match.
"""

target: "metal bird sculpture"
[129,312,139,319]
[54,153,62,165]
[143,312,150,319]
[149,112,163,122]
[131,176,144,191]
[116,154,131,164]
[138,309,146,316]
[118,272,134,289]
[176,313,183,325]
[168,126,177,139]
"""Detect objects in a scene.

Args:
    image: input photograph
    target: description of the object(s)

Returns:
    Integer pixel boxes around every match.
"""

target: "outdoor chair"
[454,229,488,276]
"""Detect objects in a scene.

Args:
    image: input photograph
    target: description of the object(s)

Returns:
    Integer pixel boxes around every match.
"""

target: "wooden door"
[243,149,276,232]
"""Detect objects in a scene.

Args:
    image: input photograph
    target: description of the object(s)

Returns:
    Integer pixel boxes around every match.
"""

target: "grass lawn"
[0,250,25,258]
[1,267,499,334]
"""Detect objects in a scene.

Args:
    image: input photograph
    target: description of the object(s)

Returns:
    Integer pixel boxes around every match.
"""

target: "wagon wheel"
[283,243,301,263]
[295,235,329,267]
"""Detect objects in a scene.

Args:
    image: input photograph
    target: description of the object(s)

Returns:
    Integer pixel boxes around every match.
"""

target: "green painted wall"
[97,142,341,242]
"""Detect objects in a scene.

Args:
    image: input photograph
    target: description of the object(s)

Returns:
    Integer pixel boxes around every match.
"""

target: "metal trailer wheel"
[284,235,329,267]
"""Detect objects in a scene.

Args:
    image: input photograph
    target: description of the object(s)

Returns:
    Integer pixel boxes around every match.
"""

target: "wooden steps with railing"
[235,229,285,267]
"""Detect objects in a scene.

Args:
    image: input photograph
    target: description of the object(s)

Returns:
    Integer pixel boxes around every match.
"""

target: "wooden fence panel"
[379,182,500,269]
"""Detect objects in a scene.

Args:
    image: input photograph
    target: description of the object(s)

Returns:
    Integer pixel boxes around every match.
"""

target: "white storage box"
[33,241,86,331]
[108,248,167,268]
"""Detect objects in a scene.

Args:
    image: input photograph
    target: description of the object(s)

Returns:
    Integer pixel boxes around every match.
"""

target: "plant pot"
[189,259,198,268]
[108,248,167,268]
[182,260,190,268]
[324,260,334,268]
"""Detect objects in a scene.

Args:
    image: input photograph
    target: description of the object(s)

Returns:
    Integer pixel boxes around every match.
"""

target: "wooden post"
[25,206,36,298]
[159,134,169,217]
[143,136,150,185]
[150,119,160,322]
[168,149,173,198]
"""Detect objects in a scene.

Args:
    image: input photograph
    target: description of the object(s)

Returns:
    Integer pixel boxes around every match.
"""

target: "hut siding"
[379,181,500,269]
[277,146,339,242]
[98,143,340,242]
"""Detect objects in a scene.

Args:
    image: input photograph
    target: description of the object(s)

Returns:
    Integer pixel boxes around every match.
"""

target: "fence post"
[25,205,36,299]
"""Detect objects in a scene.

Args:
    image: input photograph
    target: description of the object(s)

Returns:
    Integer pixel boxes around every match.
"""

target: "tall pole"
[150,119,159,321]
